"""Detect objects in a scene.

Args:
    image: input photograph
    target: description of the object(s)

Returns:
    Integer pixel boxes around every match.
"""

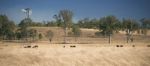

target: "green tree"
[46,21,57,27]
[59,9,73,43]
[28,29,38,42]
[18,18,32,27]
[77,18,99,29]
[140,18,150,36]
[35,22,44,27]
[0,15,16,40]
[72,25,81,42]
[15,30,22,40]
[114,21,122,33]
[80,18,90,28]
[99,15,119,44]
[18,18,32,41]
[53,14,63,27]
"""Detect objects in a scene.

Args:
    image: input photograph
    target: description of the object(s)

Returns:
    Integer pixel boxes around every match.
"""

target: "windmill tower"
[22,8,32,19]
[21,8,32,44]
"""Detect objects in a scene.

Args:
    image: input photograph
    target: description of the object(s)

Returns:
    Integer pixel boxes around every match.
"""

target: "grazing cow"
[116,45,119,47]
[120,45,123,47]
[63,46,65,48]
[49,39,52,43]
[147,45,150,47]
[70,45,76,48]
[132,45,135,47]
[32,45,38,48]
[24,45,31,48]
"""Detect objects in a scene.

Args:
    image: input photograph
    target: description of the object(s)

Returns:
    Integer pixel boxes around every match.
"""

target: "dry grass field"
[0,44,150,66]
[0,27,150,66]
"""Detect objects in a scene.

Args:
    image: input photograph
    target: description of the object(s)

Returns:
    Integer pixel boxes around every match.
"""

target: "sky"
[0,0,150,23]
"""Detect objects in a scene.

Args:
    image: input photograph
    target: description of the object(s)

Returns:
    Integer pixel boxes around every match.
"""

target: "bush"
[45,30,54,42]
[38,33,43,40]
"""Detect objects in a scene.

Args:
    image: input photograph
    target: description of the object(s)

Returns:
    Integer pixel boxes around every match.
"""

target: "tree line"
[0,9,150,43]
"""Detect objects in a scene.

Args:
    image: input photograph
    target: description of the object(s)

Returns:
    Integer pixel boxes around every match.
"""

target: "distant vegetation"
[46,30,54,43]
[0,9,150,44]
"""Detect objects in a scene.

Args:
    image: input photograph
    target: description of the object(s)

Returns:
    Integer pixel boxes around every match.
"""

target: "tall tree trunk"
[126,29,130,43]
[127,36,129,43]
[75,36,77,42]
[143,29,147,37]
[104,31,106,38]
[64,28,67,44]
[108,34,111,44]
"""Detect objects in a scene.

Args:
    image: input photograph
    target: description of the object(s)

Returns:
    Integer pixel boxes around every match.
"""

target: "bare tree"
[123,19,139,43]
[59,9,73,43]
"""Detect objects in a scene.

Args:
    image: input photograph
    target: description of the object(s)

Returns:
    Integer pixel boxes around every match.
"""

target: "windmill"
[21,8,32,44]
[21,8,32,18]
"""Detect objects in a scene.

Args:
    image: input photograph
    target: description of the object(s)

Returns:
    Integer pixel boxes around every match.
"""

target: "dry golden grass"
[0,44,150,66]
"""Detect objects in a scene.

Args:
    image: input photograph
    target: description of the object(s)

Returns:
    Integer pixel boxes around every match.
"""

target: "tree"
[77,18,99,29]
[18,18,32,28]
[28,29,38,42]
[46,21,57,27]
[18,18,32,40]
[3,21,16,40]
[15,30,22,40]
[46,30,54,43]
[59,9,73,43]
[53,14,63,27]
[122,19,139,43]
[79,18,90,28]
[38,33,43,40]
[0,15,16,40]
[99,15,119,44]
[114,21,122,33]
[140,18,150,36]
[72,25,81,42]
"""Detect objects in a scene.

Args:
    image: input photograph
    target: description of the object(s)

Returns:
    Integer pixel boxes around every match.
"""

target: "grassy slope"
[30,27,150,44]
